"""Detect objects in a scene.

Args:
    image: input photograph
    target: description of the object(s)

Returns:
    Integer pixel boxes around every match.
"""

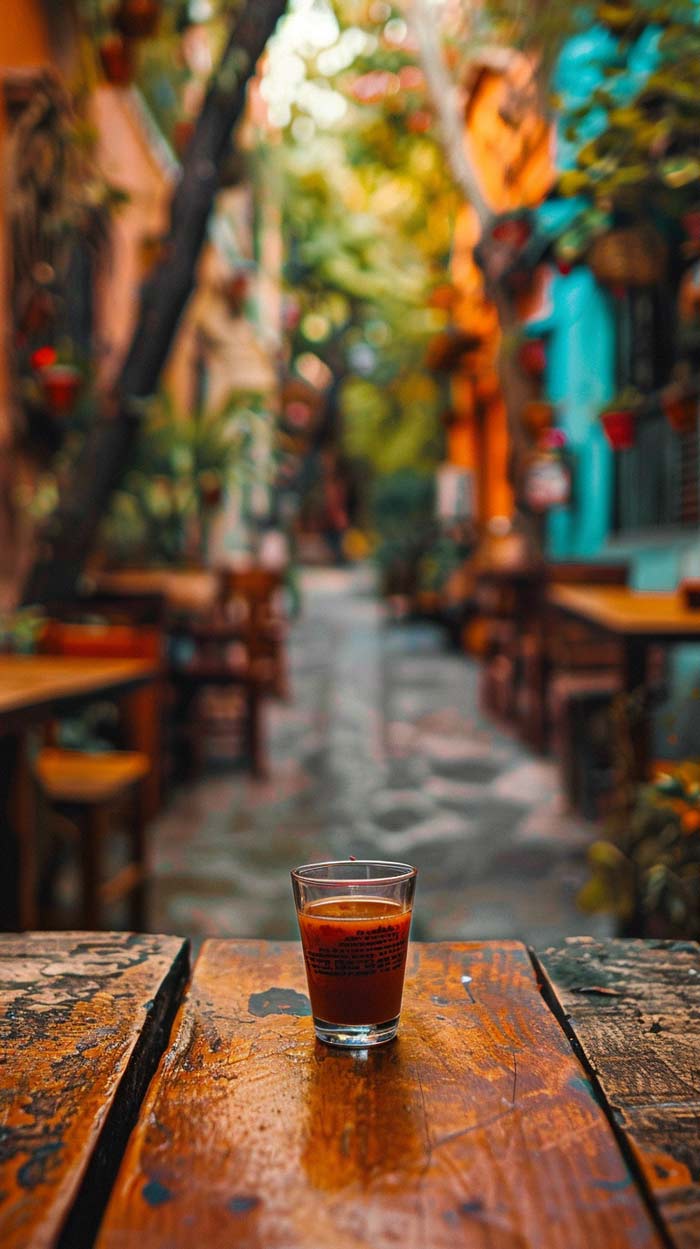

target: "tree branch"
[23,0,287,605]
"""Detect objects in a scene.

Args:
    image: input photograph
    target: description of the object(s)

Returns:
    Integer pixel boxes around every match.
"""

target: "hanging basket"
[662,385,697,434]
[41,365,82,417]
[601,406,636,450]
[522,399,554,437]
[588,226,667,288]
[115,0,162,38]
[518,338,547,377]
[98,33,134,84]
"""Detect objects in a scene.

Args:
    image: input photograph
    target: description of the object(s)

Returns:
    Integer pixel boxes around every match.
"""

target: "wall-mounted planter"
[600,407,636,450]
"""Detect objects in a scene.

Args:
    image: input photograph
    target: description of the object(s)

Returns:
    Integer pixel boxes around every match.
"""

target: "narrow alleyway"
[152,568,611,946]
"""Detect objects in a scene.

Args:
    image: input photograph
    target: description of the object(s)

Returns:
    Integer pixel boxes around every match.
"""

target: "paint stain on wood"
[247,986,311,1017]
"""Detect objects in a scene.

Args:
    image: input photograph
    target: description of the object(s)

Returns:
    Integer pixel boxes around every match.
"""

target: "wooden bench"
[0,933,698,1248]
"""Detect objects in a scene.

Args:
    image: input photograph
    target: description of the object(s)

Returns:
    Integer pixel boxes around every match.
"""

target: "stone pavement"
[151,567,611,946]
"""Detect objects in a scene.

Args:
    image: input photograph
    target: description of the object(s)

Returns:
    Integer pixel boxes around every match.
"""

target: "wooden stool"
[37,619,163,927]
[35,747,151,929]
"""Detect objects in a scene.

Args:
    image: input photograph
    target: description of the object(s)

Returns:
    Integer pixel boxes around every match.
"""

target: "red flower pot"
[518,339,546,377]
[601,408,635,450]
[663,386,697,434]
[492,218,530,248]
[98,33,134,84]
[683,211,700,243]
[30,346,58,372]
[41,365,82,416]
[115,0,162,38]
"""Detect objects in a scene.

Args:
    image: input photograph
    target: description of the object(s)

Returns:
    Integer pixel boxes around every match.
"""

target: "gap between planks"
[527,945,677,1249]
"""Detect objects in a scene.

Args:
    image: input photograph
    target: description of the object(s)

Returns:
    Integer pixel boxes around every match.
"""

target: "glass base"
[313,1015,399,1048]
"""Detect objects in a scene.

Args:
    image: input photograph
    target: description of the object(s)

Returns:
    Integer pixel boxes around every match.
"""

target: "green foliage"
[580,761,700,938]
[100,389,266,565]
[269,0,458,490]
[555,0,700,212]
[370,469,437,592]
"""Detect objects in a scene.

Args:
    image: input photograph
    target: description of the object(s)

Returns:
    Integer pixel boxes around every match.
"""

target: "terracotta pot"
[518,339,546,377]
[601,408,635,450]
[662,387,697,434]
[115,0,162,38]
[41,365,82,416]
[522,400,554,436]
[99,33,134,84]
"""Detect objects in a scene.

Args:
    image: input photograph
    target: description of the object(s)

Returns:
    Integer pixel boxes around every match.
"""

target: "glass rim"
[291,859,417,886]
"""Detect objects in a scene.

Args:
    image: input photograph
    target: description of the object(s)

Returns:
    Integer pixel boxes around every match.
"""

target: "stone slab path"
[151,568,611,946]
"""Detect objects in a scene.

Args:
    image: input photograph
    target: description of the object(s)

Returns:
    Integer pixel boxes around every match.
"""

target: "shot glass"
[291,860,417,1048]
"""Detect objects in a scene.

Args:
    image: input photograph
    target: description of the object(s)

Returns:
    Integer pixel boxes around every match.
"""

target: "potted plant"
[522,399,554,436]
[518,337,547,378]
[114,0,162,38]
[662,383,697,434]
[579,764,700,939]
[599,390,641,450]
[30,345,83,417]
[98,32,134,85]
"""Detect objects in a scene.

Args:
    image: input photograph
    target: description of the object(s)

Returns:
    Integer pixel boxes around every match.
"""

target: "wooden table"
[0,655,160,929]
[94,569,219,615]
[548,585,700,780]
[1,933,698,1249]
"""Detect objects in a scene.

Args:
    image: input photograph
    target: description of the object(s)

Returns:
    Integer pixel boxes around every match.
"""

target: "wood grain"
[535,938,700,1249]
[0,931,189,1249]
[0,656,158,719]
[548,586,700,638]
[97,939,663,1249]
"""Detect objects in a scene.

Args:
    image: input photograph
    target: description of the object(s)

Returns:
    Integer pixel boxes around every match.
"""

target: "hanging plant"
[599,391,641,451]
[518,338,547,378]
[222,270,250,317]
[98,33,134,85]
[588,226,667,289]
[662,383,697,435]
[114,0,162,38]
[522,399,554,437]
[40,365,83,417]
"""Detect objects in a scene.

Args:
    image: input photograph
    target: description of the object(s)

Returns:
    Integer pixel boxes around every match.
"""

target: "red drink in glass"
[292,861,416,1047]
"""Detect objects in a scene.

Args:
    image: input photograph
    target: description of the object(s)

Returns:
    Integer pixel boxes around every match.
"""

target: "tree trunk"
[22,0,287,606]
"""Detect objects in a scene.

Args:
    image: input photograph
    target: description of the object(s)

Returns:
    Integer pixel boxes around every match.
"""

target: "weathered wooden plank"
[0,931,189,1249]
[97,939,662,1249]
[535,937,700,1249]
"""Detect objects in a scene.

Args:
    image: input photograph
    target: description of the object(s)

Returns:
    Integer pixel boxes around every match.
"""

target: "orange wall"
[0,2,53,445]
[448,55,553,524]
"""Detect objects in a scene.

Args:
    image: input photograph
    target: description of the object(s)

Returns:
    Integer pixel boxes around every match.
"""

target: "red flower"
[30,346,58,372]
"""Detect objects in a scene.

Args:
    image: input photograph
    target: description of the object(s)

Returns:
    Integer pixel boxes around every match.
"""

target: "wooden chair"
[36,620,163,929]
[217,566,289,701]
[517,562,630,757]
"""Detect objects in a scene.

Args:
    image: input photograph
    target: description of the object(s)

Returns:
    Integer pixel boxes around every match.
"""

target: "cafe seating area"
[0,565,291,933]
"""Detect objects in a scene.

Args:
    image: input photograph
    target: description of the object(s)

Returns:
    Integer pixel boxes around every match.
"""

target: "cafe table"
[548,584,700,782]
[0,655,161,930]
[1,932,698,1249]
